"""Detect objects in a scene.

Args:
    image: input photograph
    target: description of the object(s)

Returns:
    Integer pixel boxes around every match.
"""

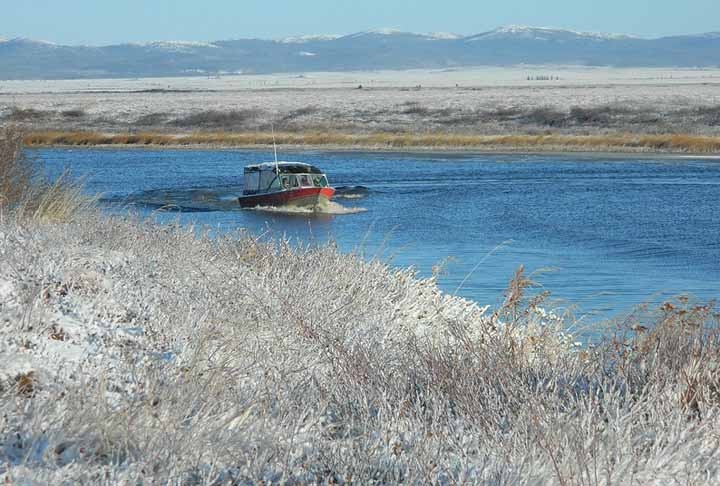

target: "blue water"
[35,148,720,318]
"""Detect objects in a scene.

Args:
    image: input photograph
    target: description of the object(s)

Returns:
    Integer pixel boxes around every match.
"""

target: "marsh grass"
[1,125,95,222]
[0,126,33,210]
[24,129,720,153]
[1,211,719,483]
[26,172,96,223]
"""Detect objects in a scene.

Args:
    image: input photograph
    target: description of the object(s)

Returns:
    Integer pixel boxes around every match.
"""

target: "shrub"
[6,107,48,122]
[171,109,262,129]
[61,109,86,119]
[134,112,169,126]
[525,107,567,127]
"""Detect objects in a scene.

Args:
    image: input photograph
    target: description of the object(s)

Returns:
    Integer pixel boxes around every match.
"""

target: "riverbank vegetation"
[2,124,720,483]
[23,130,720,153]
[0,126,94,222]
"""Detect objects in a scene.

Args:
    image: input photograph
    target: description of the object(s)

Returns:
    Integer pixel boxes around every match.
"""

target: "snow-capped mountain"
[1,26,719,80]
[465,26,638,42]
[132,41,220,50]
[278,35,341,44]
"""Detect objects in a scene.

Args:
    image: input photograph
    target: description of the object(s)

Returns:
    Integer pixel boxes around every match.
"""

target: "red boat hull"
[238,187,335,209]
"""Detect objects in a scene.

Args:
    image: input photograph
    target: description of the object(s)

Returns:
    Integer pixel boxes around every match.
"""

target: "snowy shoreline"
[2,212,719,483]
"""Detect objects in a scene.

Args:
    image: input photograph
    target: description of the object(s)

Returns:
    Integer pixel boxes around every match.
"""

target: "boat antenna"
[272,123,279,174]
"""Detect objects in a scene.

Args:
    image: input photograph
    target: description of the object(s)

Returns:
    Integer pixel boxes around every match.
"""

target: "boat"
[238,161,335,209]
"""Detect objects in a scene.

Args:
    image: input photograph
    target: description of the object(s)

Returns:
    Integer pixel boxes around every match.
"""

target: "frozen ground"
[2,67,720,135]
[1,213,719,483]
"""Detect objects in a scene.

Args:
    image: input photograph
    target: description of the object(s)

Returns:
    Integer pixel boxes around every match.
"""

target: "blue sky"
[2,0,719,44]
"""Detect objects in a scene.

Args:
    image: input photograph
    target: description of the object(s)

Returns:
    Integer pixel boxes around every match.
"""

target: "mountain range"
[2,26,720,80]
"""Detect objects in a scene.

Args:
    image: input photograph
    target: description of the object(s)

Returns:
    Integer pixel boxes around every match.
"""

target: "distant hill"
[2,26,720,80]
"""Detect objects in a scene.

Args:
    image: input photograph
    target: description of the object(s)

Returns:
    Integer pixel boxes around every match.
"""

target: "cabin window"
[281,176,290,189]
[290,175,299,188]
[313,176,328,187]
[259,170,279,192]
[244,171,260,193]
[268,176,281,191]
[299,175,311,187]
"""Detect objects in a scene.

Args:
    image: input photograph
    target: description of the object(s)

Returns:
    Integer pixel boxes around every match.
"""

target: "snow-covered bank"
[1,215,719,483]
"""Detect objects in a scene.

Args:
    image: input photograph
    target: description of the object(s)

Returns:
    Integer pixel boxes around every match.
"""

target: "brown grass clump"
[1,126,95,222]
[49,324,68,341]
[0,126,33,210]
[615,299,720,415]
[25,171,96,223]
[15,371,37,396]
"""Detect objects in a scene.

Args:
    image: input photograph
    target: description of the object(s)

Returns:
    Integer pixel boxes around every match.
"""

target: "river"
[36,147,720,319]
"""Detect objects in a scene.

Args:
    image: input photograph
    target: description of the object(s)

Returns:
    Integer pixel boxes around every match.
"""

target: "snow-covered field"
[2,212,719,483]
[3,67,720,135]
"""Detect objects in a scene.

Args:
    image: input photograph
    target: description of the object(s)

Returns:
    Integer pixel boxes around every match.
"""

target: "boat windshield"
[313,175,329,187]
[245,162,332,196]
[244,168,281,194]
[280,173,328,189]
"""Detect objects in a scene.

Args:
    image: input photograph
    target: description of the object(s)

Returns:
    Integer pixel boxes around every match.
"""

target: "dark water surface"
[36,148,720,318]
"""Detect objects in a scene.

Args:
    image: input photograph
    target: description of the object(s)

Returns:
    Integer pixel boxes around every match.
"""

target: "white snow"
[129,40,219,51]
[342,28,406,39]
[467,25,639,42]
[279,35,340,44]
[0,37,58,46]
[425,32,462,40]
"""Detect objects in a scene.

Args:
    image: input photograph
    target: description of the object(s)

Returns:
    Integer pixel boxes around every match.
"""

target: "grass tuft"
[1,126,95,222]
[0,125,33,211]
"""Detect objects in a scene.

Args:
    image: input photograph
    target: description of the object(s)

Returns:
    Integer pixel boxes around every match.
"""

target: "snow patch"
[342,28,407,39]
[466,25,638,42]
[425,32,462,40]
[131,40,219,51]
[279,35,340,44]
[0,37,58,47]
[0,279,14,302]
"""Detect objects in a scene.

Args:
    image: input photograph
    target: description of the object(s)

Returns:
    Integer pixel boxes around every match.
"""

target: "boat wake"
[110,185,368,216]
[334,185,370,199]
[248,201,367,215]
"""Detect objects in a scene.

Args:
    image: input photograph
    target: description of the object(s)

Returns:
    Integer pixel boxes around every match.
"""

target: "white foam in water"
[248,201,367,215]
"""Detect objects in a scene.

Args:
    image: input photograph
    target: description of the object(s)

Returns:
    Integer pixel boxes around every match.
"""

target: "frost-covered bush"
[1,215,718,484]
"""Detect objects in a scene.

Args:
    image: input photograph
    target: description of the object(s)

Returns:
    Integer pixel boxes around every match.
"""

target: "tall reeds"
[23,130,720,153]
[0,125,94,222]
[0,126,33,210]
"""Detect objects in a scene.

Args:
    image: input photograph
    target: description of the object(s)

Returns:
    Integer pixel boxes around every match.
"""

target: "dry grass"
[27,171,96,223]
[24,130,720,153]
[1,125,95,222]
[1,213,719,483]
[0,126,33,211]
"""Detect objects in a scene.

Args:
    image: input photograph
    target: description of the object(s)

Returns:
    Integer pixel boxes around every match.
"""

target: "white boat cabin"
[243,162,329,195]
